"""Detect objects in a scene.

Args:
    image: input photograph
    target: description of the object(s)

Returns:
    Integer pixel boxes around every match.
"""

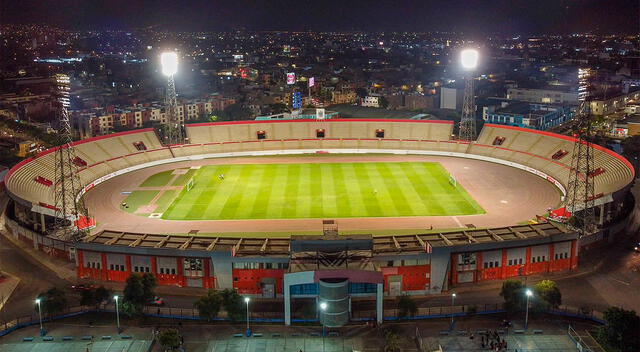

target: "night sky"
[2,0,639,34]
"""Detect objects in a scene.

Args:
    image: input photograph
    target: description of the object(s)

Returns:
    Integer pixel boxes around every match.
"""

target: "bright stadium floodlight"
[460,49,479,70]
[161,52,178,76]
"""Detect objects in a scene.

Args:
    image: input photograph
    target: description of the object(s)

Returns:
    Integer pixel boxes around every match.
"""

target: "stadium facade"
[2,119,635,326]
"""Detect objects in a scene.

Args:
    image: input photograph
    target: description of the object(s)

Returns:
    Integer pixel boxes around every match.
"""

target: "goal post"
[448,173,457,187]
[186,178,195,191]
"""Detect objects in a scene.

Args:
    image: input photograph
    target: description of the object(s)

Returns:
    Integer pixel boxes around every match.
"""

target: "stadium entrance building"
[56,222,579,326]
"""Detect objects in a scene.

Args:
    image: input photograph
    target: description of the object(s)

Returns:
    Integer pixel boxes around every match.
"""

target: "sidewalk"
[0,272,20,312]
[0,225,76,281]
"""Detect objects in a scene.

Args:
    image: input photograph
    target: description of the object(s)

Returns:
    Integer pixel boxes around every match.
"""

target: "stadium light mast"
[52,73,90,241]
[459,49,479,141]
[161,52,184,145]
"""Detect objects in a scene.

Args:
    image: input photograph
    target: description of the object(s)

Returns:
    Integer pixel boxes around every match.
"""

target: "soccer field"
[142,162,484,220]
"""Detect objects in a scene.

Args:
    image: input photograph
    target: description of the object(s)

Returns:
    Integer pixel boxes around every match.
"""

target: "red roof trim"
[187,118,454,127]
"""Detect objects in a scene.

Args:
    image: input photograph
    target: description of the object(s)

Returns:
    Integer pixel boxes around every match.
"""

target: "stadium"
[2,118,635,326]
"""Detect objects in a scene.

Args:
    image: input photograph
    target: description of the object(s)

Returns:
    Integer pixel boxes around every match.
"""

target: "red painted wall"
[232,269,285,294]
[381,265,431,292]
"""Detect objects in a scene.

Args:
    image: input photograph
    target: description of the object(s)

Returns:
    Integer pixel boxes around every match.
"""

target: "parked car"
[148,296,165,306]
[71,284,95,291]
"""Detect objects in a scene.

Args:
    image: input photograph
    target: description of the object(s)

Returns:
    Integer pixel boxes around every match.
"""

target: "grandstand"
[2,119,635,323]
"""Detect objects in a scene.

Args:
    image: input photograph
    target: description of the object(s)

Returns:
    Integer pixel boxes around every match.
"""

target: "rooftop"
[82,223,572,257]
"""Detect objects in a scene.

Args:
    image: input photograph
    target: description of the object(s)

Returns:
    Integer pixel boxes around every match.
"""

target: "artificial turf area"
[148,162,484,220]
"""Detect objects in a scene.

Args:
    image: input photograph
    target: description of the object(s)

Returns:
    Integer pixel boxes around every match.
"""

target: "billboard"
[316,108,325,119]
[308,77,315,88]
[286,72,296,85]
[292,92,302,109]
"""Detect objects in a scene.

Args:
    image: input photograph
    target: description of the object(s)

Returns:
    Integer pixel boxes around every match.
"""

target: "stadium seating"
[4,120,634,211]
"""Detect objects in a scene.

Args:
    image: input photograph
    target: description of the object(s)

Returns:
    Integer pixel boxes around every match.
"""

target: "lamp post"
[320,302,327,352]
[35,298,44,336]
[244,297,251,337]
[450,293,456,327]
[525,289,533,330]
[114,295,121,333]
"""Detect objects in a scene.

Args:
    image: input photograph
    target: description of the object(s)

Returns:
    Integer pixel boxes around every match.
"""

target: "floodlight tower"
[161,52,184,145]
[459,49,479,141]
[51,73,89,241]
[566,99,597,236]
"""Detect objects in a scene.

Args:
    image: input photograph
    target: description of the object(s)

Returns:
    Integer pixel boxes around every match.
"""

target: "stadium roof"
[83,223,571,257]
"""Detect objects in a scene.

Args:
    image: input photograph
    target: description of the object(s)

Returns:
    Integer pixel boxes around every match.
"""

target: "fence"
[0,302,606,338]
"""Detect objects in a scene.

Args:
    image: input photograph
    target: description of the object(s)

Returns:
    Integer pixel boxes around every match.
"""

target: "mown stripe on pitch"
[401,163,447,215]
[386,163,429,215]
[364,163,399,216]
[308,163,323,217]
[247,164,278,218]
[376,163,416,216]
[295,164,313,217]
[332,163,352,217]
[320,163,339,217]
[352,163,383,216]
[427,163,468,215]
[340,163,367,216]
[283,164,300,218]
[166,166,214,219]
[264,164,289,218]
[189,165,233,219]
[217,164,257,219]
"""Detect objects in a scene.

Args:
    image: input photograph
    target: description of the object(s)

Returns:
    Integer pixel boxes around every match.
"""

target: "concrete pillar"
[599,203,605,225]
[376,283,383,325]
[40,213,46,233]
[284,277,291,326]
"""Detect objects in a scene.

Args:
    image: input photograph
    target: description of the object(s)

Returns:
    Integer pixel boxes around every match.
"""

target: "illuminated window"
[257,130,266,140]
[375,129,385,138]
[316,129,325,138]
[552,150,569,160]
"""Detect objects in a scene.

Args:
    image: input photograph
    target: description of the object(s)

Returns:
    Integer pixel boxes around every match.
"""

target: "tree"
[621,135,640,161]
[220,103,253,121]
[499,279,524,313]
[384,330,402,352]
[378,96,389,109]
[533,280,562,310]
[80,286,112,308]
[396,295,417,319]
[269,103,290,114]
[158,329,182,351]
[141,273,157,301]
[597,307,640,352]
[220,289,244,321]
[123,273,155,315]
[355,87,368,98]
[194,289,222,321]
[36,287,68,317]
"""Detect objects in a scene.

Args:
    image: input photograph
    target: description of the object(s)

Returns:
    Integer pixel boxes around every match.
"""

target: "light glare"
[161,52,178,76]
[320,302,327,310]
[526,289,533,297]
[460,49,479,70]
[244,297,250,303]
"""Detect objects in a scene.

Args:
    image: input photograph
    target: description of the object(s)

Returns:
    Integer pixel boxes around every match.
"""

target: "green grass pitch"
[156,162,484,220]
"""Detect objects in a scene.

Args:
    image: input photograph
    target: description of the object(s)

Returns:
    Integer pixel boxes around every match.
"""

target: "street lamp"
[525,289,533,330]
[244,297,251,337]
[450,293,457,327]
[319,302,328,352]
[35,298,44,336]
[114,295,121,333]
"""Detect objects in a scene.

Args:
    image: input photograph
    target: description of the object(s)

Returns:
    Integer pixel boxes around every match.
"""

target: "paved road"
[0,235,78,322]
